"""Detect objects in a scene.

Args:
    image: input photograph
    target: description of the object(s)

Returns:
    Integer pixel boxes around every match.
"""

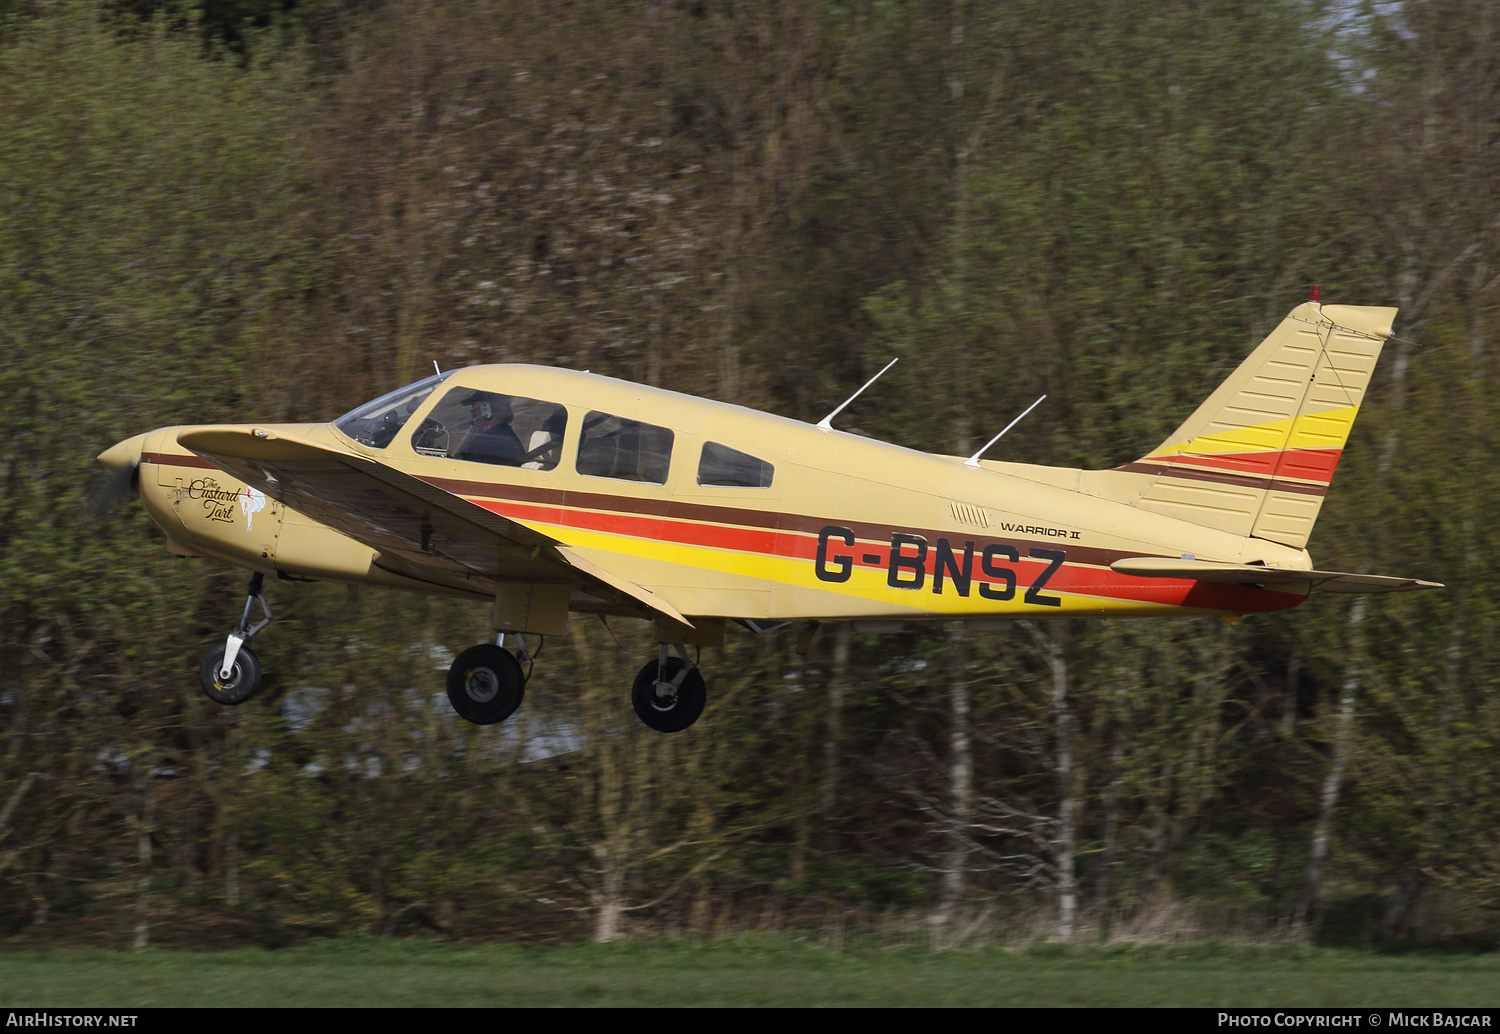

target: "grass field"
[2,940,1499,1007]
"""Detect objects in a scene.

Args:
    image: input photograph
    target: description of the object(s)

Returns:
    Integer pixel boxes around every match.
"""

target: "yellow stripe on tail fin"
[1114,302,1396,549]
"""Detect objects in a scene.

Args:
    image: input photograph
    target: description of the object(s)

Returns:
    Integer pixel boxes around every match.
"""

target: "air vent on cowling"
[950,501,989,528]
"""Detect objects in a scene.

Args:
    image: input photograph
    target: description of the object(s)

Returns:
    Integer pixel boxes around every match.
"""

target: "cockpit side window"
[697,442,774,488]
[413,387,569,469]
[576,411,673,484]
[334,372,451,449]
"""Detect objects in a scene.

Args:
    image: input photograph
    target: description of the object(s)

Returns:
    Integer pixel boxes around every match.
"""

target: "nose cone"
[97,432,150,472]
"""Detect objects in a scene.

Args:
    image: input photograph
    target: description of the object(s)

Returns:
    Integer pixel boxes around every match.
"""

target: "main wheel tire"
[199,644,263,706]
[631,657,706,733]
[446,644,525,725]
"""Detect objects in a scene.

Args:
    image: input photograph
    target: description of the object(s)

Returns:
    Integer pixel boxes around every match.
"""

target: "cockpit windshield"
[333,372,452,448]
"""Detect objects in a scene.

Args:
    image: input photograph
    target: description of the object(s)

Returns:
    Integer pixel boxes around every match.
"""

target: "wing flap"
[1111,557,1443,594]
[555,544,694,627]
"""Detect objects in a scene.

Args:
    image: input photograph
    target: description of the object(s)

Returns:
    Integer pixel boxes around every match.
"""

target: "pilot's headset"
[464,393,494,419]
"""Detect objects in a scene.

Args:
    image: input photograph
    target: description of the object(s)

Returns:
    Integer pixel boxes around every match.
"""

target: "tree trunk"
[133,772,155,951]
[1385,568,1464,937]
[225,828,239,907]
[1094,669,1128,918]
[1297,595,1366,927]
[592,858,626,943]
[1047,621,1077,940]
[820,624,851,821]
[1381,870,1427,938]
[936,621,971,924]
[1282,650,1301,737]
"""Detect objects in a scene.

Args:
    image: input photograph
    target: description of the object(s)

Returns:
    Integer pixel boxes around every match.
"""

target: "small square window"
[697,442,773,488]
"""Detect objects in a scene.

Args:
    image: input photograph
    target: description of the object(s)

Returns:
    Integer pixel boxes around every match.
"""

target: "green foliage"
[0,0,322,941]
[3,0,1500,949]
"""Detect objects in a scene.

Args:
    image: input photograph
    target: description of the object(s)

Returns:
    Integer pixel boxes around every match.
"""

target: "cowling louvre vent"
[950,501,989,528]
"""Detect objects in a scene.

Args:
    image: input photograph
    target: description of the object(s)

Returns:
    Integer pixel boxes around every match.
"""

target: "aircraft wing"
[176,426,691,623]
[1110,557,1443,594]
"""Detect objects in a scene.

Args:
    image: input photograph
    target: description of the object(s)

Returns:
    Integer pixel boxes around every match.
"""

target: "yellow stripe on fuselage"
[536,520,1216,619]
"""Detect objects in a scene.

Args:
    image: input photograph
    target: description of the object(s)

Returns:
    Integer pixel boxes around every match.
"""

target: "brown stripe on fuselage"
[1115,461,1328,497]
[422,475,1140,571]
[142,451,220,470]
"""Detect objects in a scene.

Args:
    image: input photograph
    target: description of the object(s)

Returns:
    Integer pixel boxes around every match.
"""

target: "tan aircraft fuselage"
[112,364,1315,634]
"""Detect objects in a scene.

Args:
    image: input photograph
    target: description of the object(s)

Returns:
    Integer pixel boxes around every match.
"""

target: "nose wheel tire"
[199,644,263,706]
[631,657,706,733]
[447,644,526,725]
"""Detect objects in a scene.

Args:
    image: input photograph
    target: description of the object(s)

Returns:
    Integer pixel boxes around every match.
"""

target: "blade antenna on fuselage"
[965,394,1047,467]
[816,357,899,430]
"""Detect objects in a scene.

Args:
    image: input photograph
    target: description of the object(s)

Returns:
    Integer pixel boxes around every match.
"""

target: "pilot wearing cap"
[459,392,525,466]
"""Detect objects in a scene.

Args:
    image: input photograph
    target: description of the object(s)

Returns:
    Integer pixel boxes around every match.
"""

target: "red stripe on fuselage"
[467,494,1304,615]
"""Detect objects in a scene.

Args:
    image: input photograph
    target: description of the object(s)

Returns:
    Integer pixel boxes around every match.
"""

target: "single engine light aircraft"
[95,298,1441,732]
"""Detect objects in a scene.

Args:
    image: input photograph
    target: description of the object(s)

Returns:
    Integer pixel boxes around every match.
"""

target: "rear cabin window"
[412,387,568,470]
[697,442,774,488]
[576,411,673,484]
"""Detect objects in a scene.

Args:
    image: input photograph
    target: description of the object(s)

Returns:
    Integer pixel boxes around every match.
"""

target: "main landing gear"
[446,633,528,725]
[443,635,708,733]
[631,644,706,733]
[199,572,271,705]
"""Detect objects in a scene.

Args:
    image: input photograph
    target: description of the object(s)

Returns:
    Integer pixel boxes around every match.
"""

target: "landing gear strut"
[446,633,527,725]
[199,572,271,705]
[632,643,706,733]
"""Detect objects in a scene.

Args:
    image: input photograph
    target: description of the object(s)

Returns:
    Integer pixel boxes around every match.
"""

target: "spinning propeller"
[85,432,149,520]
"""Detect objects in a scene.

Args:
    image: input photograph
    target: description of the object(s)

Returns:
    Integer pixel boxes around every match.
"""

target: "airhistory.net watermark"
[5,1016,137,1027]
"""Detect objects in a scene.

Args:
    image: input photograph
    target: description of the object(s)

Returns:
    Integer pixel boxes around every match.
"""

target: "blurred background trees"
[2,0,1498,947]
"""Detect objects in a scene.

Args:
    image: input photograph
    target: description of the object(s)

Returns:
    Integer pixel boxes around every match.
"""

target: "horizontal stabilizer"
[1111,557,1443,594]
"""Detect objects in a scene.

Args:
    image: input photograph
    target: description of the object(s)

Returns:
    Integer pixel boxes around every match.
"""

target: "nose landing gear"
[199,572,271,705]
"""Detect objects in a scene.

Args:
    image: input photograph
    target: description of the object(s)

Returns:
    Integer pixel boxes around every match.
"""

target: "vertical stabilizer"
[1114,302,1396,549]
